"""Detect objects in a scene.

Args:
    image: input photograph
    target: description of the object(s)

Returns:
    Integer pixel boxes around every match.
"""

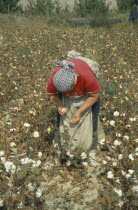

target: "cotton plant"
[59,126,89,166]
[33,131,40,138]
[20,157,35,165]
[28,183,36,192]
[36,188,43,197]
[37,152,43,158]
[32,160,41,168]
[0,199,4,207]
[129,117,136,122]
[109,120,115,126]
[113,111,120,117]
[128,154,134,161]
[99,138,105,145]
[2,158,16,174]
[24,122,31,127]
[10,142,16,147]
[116,133,122,137]
[0,151,5,157]
[63,149,88,167]
[114,140,121,146]
[113,188,123,197]
[107,171,114,179]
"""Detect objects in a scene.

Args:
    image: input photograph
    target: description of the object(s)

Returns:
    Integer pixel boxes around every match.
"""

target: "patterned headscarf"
[52,60,76,92]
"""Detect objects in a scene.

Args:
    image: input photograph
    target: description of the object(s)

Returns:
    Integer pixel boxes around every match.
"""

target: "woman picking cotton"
[46,58,104,166]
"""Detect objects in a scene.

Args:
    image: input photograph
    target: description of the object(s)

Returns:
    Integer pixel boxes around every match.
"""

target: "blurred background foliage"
[0,0,135,16]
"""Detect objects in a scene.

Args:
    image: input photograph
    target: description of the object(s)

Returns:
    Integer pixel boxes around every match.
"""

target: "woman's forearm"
[50,94,63,108]
[78,91,100,114]
[50,94,68,115]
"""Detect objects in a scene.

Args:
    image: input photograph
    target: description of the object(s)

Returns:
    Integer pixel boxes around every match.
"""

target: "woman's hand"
[58,106,68,116]
[49,94,68,116]
[70,110,81,123]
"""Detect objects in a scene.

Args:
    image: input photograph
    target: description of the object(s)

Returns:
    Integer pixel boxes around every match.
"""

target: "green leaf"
[29,167,41,175]
[130,200,138,206]
[41,113,47,119]
[28,175,36,182]
[71,159,78,165]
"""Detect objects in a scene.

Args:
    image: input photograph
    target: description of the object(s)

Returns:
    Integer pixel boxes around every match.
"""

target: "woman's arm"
[50,94,68,115]
[71,91,100,123]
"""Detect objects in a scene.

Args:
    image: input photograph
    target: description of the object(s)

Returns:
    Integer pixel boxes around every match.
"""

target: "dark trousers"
[57,92,100,150]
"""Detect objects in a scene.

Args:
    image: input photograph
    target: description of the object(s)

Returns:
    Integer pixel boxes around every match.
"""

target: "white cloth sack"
[67,50,100,78]
[60,94,93,153]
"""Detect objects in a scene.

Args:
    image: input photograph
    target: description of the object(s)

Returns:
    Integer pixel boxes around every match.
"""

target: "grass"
[0,13,138,209]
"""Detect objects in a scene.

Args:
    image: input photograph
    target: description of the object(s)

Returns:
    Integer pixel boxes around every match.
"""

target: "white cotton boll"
[109,120,115,126]
[113,162,117,166]
[36,188,43,197]
[37,152,42,158]
[4,161,16,174]
[113,111,120,116]
[126,125,131,128]
[10,128,16,132]
[18,202,23,208]
[129,154,134,161]
[66,151,74,158]
[120,113,125,116]
[113,188,123,197]
[118,154,123,160]
[128,170,134,175]
[82,162,88,167]
[123,136,129,140]
[116,179,120,184]
[129,117,136,122]
[80,152,87,159]
[66,161,71,167]
[62,107,68,114]
[31,161,36,167]
[17,166,21,173]
[106,156,111,160]
[24,123,30,127]
[135,152,138,156]
[1,157,6,164]
[132,185,138,193]
[10,142,16,147]
[103,160,107,164]
[20,157,34,165]
[99,138,105,145]
[0,151,5,157]
[29,146,33,152]
[135,148,138,152]
[114,140,121,146]
[47,127,51,134]
[35,160,41,167]
[116,133,122,137]
[118,200,124,207]
[28,183,36,192]
[126,173,132,179]
[54,143,59,148]
[33,131,39,138]
[0,199,4,207]
[122,170,126,175]
[134,139,138,143]
[107,171,114,179]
